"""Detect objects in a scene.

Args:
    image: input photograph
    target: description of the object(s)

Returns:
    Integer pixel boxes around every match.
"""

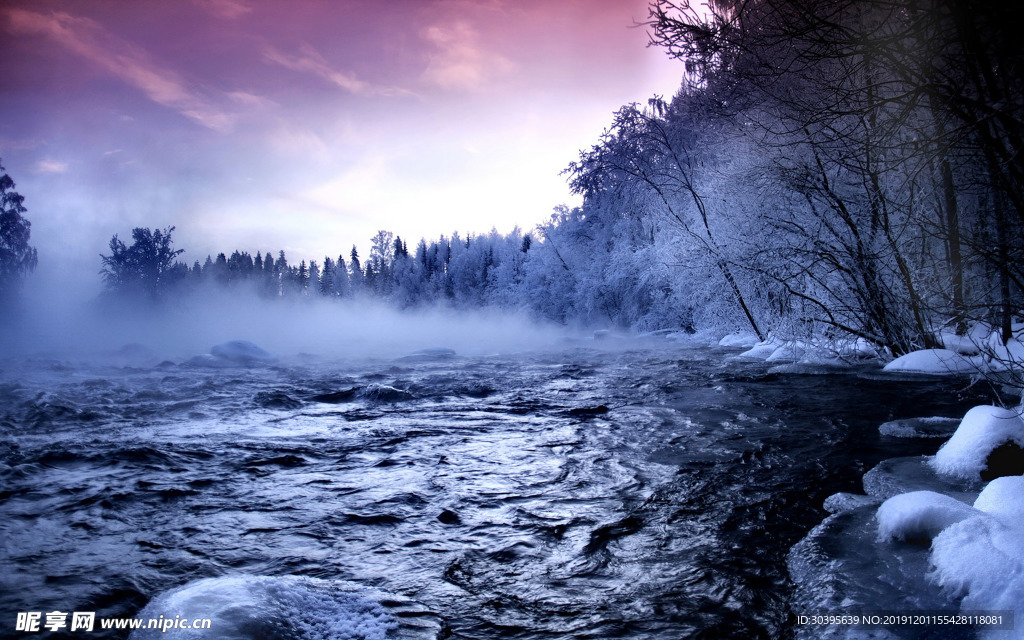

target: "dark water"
[0,343,991,639]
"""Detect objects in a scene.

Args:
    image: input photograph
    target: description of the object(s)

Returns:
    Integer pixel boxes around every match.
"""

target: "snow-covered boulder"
[938,332,982,355]
[931,405,1024,481]
[833,337,881,359]
[129,575,398,640]
[930,477,1024,624]
[210,340,275,364]
[765,342,806,363]
[876,491,980,542]
[718,332,759,348]
[882,348,979,375]
[737,338,783,359]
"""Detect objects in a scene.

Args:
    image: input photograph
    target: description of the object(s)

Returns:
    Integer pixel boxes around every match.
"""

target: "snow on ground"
[730,335,880,365]
[737,337,785,359]
[881,348,981,375]
[931,405,1024,480]
[718,331,760,348]
[939,332,982,355]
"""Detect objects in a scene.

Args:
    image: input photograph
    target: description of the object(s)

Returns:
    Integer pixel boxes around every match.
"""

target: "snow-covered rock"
[833,337,881,360]
[182,353,237,368]
[210,340,275,364]
[930,477,1024,635]
[931,405,1024,481]
[737,338,784,359]
[938,332,982,355]
[881,348,980,375]
[718,332,759,348]
[876,491,980,542]
[765,342,806,363]
[130,574,443,640]
[130,575,397,640]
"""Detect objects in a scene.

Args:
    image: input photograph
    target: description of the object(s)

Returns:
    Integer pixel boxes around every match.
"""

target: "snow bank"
[938,332,981,355]
[930,405,1024,480]
[972,474,1024,520]
[982,331,1024,372]
[930,477,1024,628]
[876,491,979,542]
[734,335,879,366]
[718,332,759,348]
[737,338,784,359]
[764,342,806,363]
[130,575,398,640]
[881,349,980,375]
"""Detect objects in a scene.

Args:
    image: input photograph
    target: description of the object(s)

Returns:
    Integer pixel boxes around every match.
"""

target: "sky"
[0,0,683,288]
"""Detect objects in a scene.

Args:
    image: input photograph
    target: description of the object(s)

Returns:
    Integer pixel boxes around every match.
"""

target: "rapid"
[0,339,990,639]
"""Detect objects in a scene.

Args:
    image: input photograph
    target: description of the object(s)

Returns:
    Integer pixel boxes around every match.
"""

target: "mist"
[1,278,573,365]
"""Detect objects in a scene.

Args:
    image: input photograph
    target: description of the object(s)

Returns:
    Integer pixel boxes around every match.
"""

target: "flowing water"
[0,341,991,639]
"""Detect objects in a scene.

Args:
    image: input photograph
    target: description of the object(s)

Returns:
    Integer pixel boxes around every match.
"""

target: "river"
[0,340,991,639]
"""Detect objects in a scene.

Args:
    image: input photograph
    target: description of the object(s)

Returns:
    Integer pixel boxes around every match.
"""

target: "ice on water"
[791,393,1024,638]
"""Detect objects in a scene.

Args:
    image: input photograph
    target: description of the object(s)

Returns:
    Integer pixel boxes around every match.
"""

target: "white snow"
[981,331,1024,372]
[881,348,980,375]
[929,477,1024,636]
[129,575,397,640]
[764,342,806,363]
[938,332,981,355]
[718,332,759,348]
[930,405,1024,480]
[737,337,785,359]
[875,491,980,542]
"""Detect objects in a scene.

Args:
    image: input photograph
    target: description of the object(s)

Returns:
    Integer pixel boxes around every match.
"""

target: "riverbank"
[726,331,1024,639]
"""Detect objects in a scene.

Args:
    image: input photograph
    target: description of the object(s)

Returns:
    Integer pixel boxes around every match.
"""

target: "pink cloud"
[263,44,415,98]
[420,20,515,92]
[4,7,236,131]
[191,0,252,20]
[35,159,68,174]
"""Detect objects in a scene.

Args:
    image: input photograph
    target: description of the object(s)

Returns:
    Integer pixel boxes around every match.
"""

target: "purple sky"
[1,0,682,284]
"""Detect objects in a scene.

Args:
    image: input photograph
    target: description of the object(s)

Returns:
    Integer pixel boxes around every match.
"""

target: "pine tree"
[0,161,38,302]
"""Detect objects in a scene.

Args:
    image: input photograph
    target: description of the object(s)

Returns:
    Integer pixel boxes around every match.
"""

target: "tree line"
[97,0,1024,353]
[556,0,1024,353]
[12,0,1024,358]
